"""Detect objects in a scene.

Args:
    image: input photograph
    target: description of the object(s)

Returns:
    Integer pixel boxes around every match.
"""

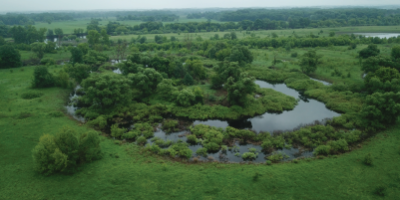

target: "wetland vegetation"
[1,6,400,199]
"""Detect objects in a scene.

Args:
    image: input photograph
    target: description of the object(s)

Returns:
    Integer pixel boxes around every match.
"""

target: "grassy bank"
[1,65,400,199]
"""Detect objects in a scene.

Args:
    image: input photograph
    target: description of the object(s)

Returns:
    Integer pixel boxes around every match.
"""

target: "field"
[1,54,400,199]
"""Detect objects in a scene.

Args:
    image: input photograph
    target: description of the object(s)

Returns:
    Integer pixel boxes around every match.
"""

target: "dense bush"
[40,58,56,65]
[314,145,331,155]
[242,152,257,160]
[32,66,54,88]
[32,126,102,175]
[196,147,208,157]
[363,153,373,166]
[359,44,380,59]
[0,45,21,68]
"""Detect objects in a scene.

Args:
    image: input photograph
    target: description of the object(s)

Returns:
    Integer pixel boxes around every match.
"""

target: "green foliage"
[183,73,194,85]
[225,72,256,106]
[162,119,178,133]
[267,152,285,163]
[361,92,400,129]
[359,44,380,59]
[186,135,198,144]
[328,139,349,153]
[203,142,220,152]
[265,160,272,165]
[228,46,253,66]
[32,66,54,88]
[30,42,46,60]
[314,145,331,156]
[110,124,126,138]
[157,79,177,100]
[81,73,132,110]
[185,59,206,79]
[242,152,257,160]
[69,47,83,64]
[65,63,91,83]
[128,67,163,96]
[83,50,109,69]
[136,136,147,145]
[363,153,373,166]
[300,50,322,74]
[167,141,192,159]
[40,58,56,65]
[21,91,43,99]
[87,30,101,46]
[87,116,108,129]
[175,87,204,107]
[0,45,21,68]
[196,147,208,157]
[32,126,101,175]
[291,52,298,57]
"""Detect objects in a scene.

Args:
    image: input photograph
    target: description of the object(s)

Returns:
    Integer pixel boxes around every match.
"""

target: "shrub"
[328,139,349,153]
[261,139,273,151]
[291,52,298,57]
[204,142,220,152]
[145,144,161,154]
[32,66,54,88]
[0,45,21,69]
[266,160,272,165]
[169,141,192,159]
[267,152,285,163]
[48,111,63,118]
[186,135,198,144]
[110,124,126,138]
[363,153,373,166]
[242,152,257,160]
[196,147,208,157]
[162,119,178,133]
[40,58,56,65]
[87,116,108,129]
[136,136,147,145]
[32,126,101,175]
[21,91,43,99]
[314,145,331,155]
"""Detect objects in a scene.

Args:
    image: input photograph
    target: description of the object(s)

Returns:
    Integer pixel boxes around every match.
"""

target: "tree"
[183,73,194,85]
[359,44,380,59]
[300,50,322,74]
[32,66,54,88]
[100,29,109,46]
[361,92,400,129]
[176,88,195,107]
[128,68,163,96]
[185,59,206,79]
[391,46,400,61]
[228,46,253,66]
[0,36,5,46]
[69,47,83,64]
[54,28,63,46]
[0,45,21,68]
[81,73,132,109]
[65,63,91,83]
[225,72,256,106]
[32,126,101,175]
[364,67,400,94]
[87,30,100,46]
[157,79,177,100]
[30,42,46,60]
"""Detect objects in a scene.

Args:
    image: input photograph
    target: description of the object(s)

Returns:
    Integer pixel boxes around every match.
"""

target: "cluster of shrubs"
[32,126,102,175]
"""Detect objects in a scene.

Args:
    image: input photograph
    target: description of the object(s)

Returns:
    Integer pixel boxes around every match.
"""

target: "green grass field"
[1,63,400,199]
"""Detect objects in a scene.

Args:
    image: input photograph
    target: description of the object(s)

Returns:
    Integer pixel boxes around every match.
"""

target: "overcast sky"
[1,0,399,12]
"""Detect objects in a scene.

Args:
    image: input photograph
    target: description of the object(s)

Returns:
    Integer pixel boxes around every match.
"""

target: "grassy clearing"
[1,64,400,199]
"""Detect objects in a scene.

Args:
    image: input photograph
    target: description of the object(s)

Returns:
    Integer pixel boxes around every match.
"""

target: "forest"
[1,6,400,200]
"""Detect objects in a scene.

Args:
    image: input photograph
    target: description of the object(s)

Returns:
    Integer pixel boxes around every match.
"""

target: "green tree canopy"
[30,42,46,60]
[127,68,163,96]
[81,73,132,109]
[225,72,256,106]
[391,45,400,61]
[32,66,54,88]
[361,92,400,129]
[0,45,21,68]
[359,44,380,59]
[69,47,83,64]
[87,30,101,46]
[300,50,322,74]
[65,63,91,83]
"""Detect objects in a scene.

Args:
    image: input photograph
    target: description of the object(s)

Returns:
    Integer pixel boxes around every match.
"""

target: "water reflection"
[195,80,340,133]
[353,33,400,39]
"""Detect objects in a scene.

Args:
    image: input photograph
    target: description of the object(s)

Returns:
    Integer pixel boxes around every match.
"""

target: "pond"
[353,33,400,39]
[194,80,340,133]
[66,79,340,163]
